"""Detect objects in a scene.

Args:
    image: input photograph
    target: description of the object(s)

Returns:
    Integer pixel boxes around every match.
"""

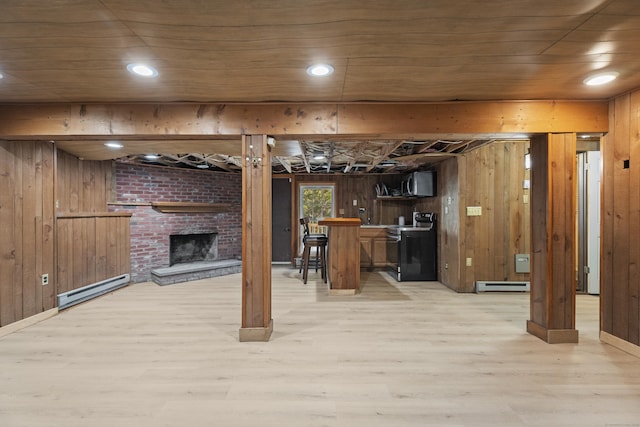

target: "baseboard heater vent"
[58,274,130,310]
[476,281,530,292]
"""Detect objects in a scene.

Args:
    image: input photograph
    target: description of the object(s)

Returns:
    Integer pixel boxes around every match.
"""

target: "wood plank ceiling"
[1,0,638,173]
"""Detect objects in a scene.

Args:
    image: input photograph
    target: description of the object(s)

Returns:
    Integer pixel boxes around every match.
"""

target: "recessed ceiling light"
[306,63,334,77]
[583,72,618,86]
[126,63,159,78]
[104,141,123,149]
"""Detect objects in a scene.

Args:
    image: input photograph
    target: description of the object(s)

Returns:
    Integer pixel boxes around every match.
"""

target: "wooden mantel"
[150,202,230,213]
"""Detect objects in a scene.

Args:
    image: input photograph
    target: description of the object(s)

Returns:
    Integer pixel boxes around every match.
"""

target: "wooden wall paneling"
[629,90,640,346]
[71,217,85,291]
[34,145,44,314]
[475,147,490,282]
[508,141,530,281]
[56,218,72,295]
[42,142,55,311]
[612,95,631,341]
[56,214,131,293]
[21,142,37,319]
[456,156,466,291]
[119,216,131,275]
[57,151,111,213]
[601,123,615,334]
[86,217,97,286]
[0,142,17,326]
[493,143,507,280]
[464,151,479,292]
[12,142,24,323]
[106,216,118,279]
[95,217,108,279]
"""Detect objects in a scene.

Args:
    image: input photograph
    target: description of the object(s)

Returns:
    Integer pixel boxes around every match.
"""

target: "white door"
[586,151,601,295]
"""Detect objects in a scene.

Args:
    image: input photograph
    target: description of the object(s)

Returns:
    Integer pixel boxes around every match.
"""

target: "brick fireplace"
[169,231,218,266]
[109,163,242,282]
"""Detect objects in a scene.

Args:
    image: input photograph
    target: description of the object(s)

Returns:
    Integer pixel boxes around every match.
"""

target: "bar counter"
[317,218,361,295]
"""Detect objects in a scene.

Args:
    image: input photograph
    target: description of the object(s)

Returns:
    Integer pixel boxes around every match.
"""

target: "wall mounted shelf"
[150,202,230,213]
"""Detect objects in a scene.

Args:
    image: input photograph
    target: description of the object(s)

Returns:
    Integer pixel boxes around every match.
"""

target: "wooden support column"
[239,135,273,342]
[527,133,578,343]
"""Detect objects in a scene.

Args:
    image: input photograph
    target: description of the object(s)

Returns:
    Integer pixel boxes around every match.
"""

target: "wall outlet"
[352,199,357,206]
[445,263,448,269]
[523,194,529,204]
[466,258,473,267]
[41,273,49,286]
[466,206,482,216]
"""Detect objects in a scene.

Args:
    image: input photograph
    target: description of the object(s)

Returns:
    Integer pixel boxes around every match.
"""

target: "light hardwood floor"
[1,267,639,427]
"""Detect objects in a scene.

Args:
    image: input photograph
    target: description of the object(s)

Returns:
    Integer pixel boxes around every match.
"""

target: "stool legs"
[302,245,311,284]
[300,242,327,284]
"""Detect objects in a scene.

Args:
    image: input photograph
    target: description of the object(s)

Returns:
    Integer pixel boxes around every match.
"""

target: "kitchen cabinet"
[360,226,390,269]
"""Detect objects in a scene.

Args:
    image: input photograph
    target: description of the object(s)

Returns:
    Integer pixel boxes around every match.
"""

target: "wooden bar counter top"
[318,218,361,295]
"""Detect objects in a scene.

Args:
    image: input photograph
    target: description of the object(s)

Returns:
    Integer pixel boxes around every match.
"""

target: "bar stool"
[299,218,328,284]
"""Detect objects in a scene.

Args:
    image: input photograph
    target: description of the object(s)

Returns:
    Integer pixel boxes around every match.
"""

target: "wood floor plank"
[0,267,639,427]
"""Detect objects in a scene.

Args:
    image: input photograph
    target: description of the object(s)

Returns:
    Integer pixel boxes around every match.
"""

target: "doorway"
[576,150,601,295]
[298,183,335,253]
[272,178,292,263]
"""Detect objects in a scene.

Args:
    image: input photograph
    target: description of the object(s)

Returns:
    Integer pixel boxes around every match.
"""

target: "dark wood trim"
[150,202,230,213]
[57,212,133,218]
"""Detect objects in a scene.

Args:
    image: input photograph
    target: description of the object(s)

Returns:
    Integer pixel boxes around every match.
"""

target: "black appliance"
[386,213,437,281]
[402,171,436,197]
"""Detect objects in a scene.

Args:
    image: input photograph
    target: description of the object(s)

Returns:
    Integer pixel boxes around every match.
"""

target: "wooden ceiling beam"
[0,101,608,140]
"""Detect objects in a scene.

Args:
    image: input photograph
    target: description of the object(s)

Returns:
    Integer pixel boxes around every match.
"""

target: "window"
[298,183,335,252]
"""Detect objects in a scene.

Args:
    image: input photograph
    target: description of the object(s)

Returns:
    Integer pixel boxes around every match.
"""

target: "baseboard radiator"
[57,274,130,310]
[476,281,530,292]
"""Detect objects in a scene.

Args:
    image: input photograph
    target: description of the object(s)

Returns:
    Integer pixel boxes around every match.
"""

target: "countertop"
[318,218,361,226]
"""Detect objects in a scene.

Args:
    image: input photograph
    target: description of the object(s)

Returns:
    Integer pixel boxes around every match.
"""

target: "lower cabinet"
[360,227,390,268]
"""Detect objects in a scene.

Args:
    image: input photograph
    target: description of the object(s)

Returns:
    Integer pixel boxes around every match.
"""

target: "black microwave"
[402,171,436,197]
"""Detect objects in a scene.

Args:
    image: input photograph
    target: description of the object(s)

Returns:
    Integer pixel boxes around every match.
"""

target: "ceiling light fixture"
[583,71,618,86]
[144,154,160,160]
[196,164,209,169]
[104,141,123,149]
[306,63,334,77]
[312,150,326,160]
[126,63,159,78]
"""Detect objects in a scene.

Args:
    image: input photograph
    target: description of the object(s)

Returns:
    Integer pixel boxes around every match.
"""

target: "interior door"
[272,178,292,263]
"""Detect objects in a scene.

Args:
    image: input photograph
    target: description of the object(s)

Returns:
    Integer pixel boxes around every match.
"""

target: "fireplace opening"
[169,232,218,266]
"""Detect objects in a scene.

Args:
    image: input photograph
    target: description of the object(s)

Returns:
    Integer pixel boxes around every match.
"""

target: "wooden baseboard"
[0,308,58,338]
[239,319,273,342]
[526,320,579,343]
[600,331,640,359]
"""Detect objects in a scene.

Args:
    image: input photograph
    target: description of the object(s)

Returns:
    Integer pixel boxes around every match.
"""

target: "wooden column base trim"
[329,288,359,296]
[526,320,579,344]
[239,319,273,342]
[0,308,58,338]
[600,331,640,359]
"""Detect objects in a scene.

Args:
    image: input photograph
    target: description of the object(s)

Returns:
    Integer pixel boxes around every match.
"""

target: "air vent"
[476,281,530,292]
[58,274,130,310]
